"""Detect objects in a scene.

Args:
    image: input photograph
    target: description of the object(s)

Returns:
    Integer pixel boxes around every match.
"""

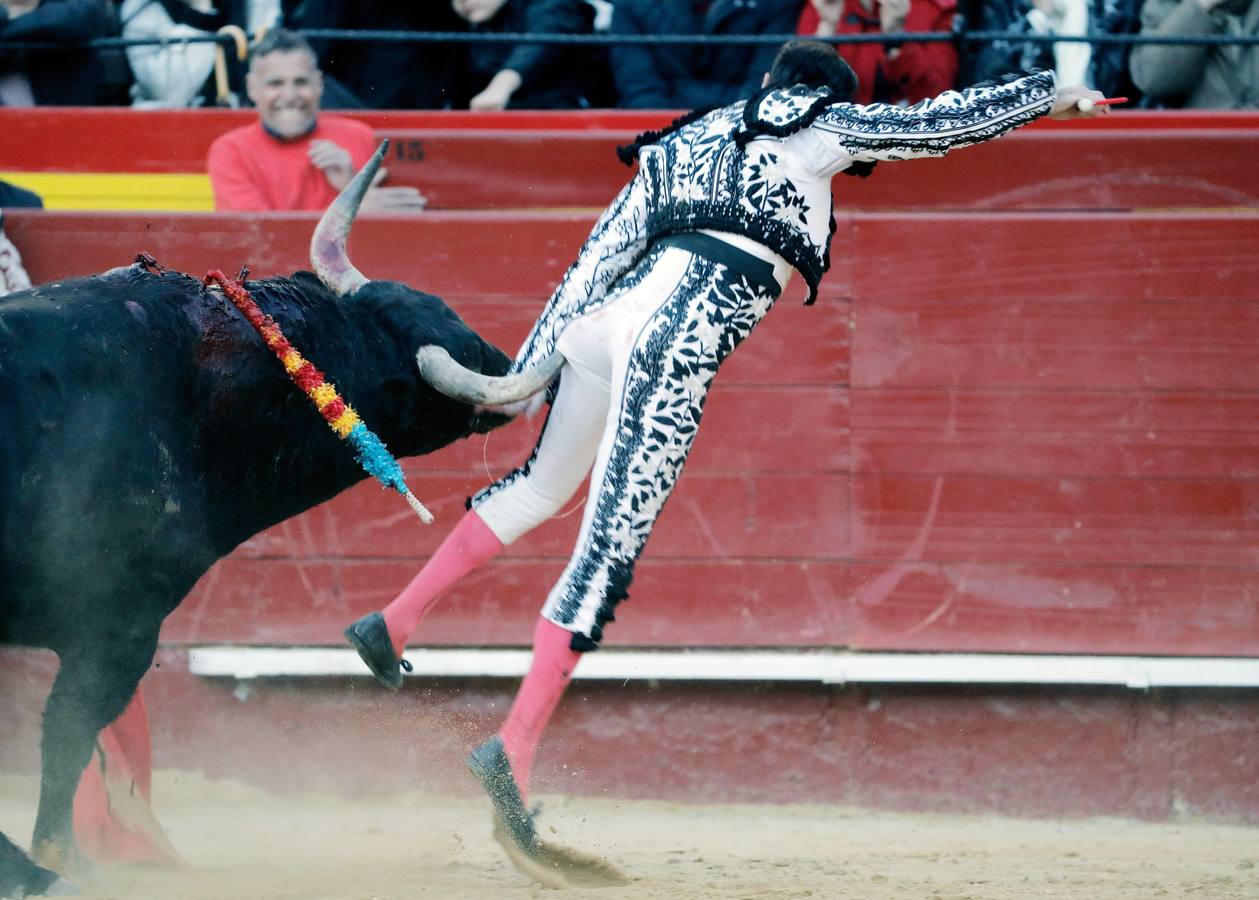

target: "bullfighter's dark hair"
[765,40,859,98]
[617,41,875,178]
[248,28,317,68]
[737,41,876,178]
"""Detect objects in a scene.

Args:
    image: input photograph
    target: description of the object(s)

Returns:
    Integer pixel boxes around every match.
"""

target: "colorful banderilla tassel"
[205,268,433,524]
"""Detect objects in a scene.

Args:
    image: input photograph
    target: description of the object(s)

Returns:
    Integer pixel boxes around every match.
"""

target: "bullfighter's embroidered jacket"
[507,69,1057,376]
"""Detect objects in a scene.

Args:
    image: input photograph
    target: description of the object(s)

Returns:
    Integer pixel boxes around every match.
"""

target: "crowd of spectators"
[0,0,1253,112]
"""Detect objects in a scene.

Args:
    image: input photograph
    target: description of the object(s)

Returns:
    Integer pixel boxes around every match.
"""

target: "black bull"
[0,151,513,890]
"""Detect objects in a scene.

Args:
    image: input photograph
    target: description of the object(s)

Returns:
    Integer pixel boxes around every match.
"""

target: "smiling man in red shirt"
[208,29,427,212]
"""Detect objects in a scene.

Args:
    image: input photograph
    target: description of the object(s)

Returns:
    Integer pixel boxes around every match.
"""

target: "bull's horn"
[415,346,564,407]
[310,140,388,296]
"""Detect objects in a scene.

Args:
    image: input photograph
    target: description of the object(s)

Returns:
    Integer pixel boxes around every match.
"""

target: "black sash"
[655,232,782,299]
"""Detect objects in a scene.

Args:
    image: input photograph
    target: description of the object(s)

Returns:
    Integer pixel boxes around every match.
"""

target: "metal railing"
[0,29,1256,52]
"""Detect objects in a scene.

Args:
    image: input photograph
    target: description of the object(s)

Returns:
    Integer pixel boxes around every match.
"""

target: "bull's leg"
[0,830,74,897]
[30,633,158,872]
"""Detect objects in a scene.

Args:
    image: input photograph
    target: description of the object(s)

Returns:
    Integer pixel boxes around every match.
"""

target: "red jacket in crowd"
[798,0,959,106]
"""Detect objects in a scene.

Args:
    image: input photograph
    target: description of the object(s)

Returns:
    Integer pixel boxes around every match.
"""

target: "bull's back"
[0,270,210,645]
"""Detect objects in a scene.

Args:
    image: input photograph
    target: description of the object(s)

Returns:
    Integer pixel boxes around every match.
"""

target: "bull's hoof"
[16,840,80,896]
[343,612,405,691]
[0,876,79,899]
[40,876,80,896]
[28,841,70,878]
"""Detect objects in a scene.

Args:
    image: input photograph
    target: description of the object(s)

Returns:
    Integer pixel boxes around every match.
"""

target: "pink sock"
[381,509,503,655]
[499,617,581,801]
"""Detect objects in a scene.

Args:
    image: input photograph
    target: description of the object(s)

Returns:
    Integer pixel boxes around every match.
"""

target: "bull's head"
[310,142,562,413]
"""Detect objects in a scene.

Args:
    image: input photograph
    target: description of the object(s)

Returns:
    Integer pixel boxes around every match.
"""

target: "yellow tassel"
[331,409,360,437]
[310,383,338,408]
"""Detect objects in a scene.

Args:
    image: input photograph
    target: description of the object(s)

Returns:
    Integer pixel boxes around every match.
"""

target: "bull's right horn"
[416,346,564,407]
[310,140,388,296]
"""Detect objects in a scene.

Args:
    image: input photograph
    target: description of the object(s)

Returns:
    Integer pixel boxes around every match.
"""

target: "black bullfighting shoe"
[468,736,538,855]
[468,736,630,889]
[343,612,410,691]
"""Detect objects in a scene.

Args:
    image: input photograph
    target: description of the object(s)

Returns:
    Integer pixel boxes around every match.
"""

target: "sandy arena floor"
[2,771,1257,899]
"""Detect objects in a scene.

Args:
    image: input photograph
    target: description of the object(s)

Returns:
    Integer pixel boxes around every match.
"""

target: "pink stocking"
[381,509,503,655]
[499,617,581,801]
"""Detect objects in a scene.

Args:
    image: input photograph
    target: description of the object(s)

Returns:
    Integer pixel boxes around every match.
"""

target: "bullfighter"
[345,40,1112,879]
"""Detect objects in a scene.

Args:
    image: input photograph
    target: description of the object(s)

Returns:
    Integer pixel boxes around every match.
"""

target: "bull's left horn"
[310,140,388,296]
[416,346,564,407]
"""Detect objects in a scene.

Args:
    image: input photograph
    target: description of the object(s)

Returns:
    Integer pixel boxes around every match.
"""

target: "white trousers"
[474,243,783,648]
[477,251,685,535]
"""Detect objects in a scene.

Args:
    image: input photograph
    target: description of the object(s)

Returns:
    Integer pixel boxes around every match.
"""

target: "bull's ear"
[378,375,420,430]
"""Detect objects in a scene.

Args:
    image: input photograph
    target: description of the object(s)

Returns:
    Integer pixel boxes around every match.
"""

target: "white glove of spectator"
[360,186,429,212]
[470,69,523,111]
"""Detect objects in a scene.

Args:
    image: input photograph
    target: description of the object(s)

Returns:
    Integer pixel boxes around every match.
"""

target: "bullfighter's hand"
[360,186,429,212]
[309,139,356,191]
[1049,85,1109,119]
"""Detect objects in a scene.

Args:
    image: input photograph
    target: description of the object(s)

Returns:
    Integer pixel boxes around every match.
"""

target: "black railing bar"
[1,30,1258,51]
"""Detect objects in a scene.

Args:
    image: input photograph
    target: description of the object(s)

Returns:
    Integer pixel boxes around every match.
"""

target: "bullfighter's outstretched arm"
[508,171,652,375]
[797,70,1059,177]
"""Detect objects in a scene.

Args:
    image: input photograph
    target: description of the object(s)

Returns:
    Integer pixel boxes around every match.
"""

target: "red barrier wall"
[7,208,1258,657]
[4,647,1258,822]
[5,107,1259,210]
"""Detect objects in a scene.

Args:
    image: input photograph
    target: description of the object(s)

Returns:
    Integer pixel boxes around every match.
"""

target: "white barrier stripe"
[185,646,1259,689]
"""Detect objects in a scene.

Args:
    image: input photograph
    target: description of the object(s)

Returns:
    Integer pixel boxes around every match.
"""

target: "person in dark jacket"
[0,0,112,105]
[0,177,42,208]
[291,1,466,109]
[451,0,612,109]
[119,0,284,108]
[609,0,805,109]
[958,0,1140,99]
[1129,0,1257,108]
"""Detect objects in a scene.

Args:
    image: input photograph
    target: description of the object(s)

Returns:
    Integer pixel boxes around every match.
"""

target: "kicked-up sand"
[1,770,1257,899]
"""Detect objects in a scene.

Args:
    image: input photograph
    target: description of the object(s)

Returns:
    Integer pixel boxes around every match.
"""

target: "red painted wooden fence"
[5,107,1258,210]
[7,207,1257,657]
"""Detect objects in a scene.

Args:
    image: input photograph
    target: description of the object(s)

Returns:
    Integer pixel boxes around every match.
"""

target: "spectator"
[800,0,958,105]
[961,0,1139,98]
[450,0,612,109]
[0,211,32,296]
[120,0,281,108]
[207,29,427,211]
[1129,0,1257,108]
[290,2,465,109]
[0,177,42,208]
[610,0,804,109]
[0,0,112,105]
